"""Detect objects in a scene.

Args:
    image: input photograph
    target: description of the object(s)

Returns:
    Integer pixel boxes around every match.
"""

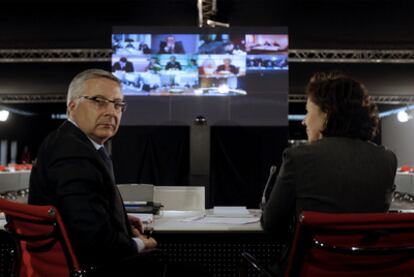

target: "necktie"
[98,146,115,182]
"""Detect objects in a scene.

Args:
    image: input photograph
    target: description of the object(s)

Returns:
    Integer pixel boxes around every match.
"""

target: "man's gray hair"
[66,69,121,106]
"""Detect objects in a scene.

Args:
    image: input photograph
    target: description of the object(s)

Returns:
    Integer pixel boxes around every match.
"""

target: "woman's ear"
[320,112,329,137]
[322,111,329,128]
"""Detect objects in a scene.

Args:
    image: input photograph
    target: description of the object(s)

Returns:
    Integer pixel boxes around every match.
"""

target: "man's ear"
[67,100,76,114]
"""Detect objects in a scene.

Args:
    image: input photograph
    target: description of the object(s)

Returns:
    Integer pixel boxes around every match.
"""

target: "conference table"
[0,170,30,193]
[134,209,280,277]
[0,208,279,277]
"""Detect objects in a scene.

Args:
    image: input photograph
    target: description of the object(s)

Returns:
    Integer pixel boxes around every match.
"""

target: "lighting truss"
[197,0,217,27]
[0,94,66,103]
[289,94,414,104]
[2,48,414,63]
[289,49,414,63]
[2,48,414,104]
[0,49,111,63]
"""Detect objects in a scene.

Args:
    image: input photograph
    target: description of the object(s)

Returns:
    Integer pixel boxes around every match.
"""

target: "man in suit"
[158,35,185,54]
[165,55,182,71]
[28,69,160,276]
[112,57,134,72]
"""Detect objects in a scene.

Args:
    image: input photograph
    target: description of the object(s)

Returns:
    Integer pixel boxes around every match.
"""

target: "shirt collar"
[67,118,103,150]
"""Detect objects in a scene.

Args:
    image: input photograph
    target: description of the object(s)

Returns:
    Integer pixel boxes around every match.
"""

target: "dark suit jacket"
[261,137,397,237]
[28,121,137,267]
[165,61,182,70]
[260,137,397,275]
[216,64,239,74]
[158,41,185,54]
[112,61,134,72]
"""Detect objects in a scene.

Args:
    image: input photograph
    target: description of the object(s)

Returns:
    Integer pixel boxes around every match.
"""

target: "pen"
[146,228,154,239]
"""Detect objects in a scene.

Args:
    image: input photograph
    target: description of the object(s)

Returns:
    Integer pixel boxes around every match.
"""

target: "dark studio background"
[1,0,414,207]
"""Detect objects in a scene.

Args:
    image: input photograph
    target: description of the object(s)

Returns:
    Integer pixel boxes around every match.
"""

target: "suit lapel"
[61,121,130,234]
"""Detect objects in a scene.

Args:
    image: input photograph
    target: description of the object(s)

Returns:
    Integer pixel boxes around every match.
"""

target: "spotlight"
[397,110,411,123]
[194,89,203,95]
[0,110,9,122]
[206,20,230,28]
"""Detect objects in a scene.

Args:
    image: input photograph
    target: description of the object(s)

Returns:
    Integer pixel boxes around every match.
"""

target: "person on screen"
[260,72,397,276]
[112,38,123,53]
[146,57,161,72]
[199,56,216,75]
[138,42,151,54]
[158,35,185,54]
[216,58,239,74]
[165,55,182,70]
[198,34,231,54]
[187,58,198,72]
[232,40,246,55]
[112,56,134,72]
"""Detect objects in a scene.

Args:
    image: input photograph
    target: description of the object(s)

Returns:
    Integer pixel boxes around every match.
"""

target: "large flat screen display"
[112,26,288,126]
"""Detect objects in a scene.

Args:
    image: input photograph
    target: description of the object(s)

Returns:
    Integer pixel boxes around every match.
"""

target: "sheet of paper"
[179,214,206,222]
[212,206,253,217]
[128,213,153,223]
[200,217,259,225]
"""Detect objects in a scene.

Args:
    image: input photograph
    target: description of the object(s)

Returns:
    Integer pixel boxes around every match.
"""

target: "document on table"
[212,206,254,217]
[179,207,260,225]
[201,216,259,225]
[180,215,259,225]
[128,213,153,223]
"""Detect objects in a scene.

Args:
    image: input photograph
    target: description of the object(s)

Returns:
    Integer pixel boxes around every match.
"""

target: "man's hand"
[128,214,144,234]
[137,233,157,250]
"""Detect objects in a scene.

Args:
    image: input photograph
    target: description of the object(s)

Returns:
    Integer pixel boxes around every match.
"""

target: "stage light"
[194,89,203,95]
[206,20,230,28]
[397,110,412,123]
[218,84,230,94]
[0,110,9,122]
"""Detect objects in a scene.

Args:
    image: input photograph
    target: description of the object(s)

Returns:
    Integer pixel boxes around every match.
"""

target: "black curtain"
[112,126,190,186]
[210,127,288,208]
[112,126,288,208]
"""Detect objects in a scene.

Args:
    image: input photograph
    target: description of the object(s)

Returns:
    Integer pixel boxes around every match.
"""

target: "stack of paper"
[212,206,253,217]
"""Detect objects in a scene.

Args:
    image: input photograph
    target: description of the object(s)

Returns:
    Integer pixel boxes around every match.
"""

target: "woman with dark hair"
[260,72,397,275]
[305,71,379,142]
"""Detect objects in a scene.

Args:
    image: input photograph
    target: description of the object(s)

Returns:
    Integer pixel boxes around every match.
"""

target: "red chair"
[400,165,411,172]
[288,211,414,276]
[241,211,414,277]
[0,198,87,277]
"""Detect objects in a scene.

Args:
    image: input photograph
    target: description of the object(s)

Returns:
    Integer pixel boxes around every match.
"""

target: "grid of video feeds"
[112,33,288,96]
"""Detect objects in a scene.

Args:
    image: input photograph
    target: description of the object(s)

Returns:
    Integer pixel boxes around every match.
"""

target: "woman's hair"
[306,71,379,141]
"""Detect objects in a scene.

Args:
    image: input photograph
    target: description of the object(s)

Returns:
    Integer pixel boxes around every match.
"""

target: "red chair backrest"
[285,211,414,277]
[0,199,81,277]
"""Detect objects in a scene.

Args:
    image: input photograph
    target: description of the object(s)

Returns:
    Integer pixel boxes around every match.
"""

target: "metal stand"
[190,115,211,208]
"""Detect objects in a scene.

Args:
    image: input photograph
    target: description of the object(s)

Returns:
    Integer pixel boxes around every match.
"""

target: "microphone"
[260,165,278,209]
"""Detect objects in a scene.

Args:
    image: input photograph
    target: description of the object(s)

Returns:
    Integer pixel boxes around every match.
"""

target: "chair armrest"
[240,252,273,277]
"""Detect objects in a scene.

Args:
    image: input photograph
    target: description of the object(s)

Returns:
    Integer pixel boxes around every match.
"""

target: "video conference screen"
[112,26,288,126]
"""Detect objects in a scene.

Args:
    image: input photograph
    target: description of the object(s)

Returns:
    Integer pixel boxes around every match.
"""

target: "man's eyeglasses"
[78,96,127,113]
